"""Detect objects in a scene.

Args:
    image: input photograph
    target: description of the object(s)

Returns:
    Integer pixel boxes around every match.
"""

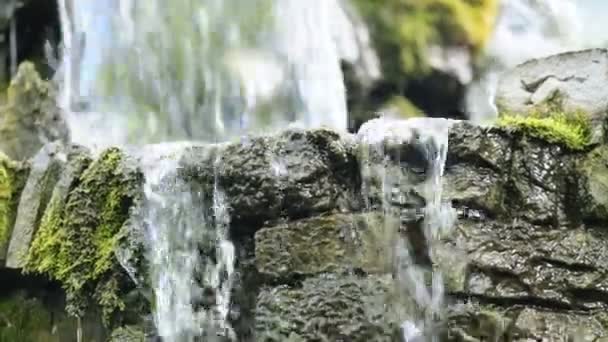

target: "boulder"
[179,128,361,227]
[5,142,66,268]
[496,49,608,143]
[0,62,70,160]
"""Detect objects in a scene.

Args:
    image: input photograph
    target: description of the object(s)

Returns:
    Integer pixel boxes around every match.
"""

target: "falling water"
[358,117,456,341]
[58,0,364,340]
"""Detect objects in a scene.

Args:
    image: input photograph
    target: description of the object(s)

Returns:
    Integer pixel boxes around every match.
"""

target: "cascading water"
[58,0,366,340]
[358,117,456,341]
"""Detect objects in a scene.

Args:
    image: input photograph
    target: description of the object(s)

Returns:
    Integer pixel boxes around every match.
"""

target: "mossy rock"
[108,325,146,342]
[0,152,28,262]
[0,62,69,160]
[25,148,143,322]
[497,109,591,151]
[353,0,498,79]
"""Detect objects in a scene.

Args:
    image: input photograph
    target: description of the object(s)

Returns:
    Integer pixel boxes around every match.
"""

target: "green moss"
[498,110,591,150]
[0,153,26,254]
[25,148,143,323]
[353,0,498,77]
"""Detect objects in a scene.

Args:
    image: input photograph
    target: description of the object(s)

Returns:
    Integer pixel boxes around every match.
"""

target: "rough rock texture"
[496,49,608,142]
[4,113,608,339]
[0,62,70,160]
[179,129,361,227]
[5,142,65,268]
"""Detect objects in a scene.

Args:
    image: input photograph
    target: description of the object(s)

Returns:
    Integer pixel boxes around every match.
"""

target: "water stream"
[53,0,608,340]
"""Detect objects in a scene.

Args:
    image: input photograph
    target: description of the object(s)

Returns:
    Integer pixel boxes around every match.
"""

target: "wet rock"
[179,128,360,227]
[24,147,144,319]
[577,146,608,222]
[255,274,399,341]
[0,62,69,160]
[496,49,608,142]
[447,219,608,310]
[255,213,396,281]
[5,142,66,268]
[445,121,511,216]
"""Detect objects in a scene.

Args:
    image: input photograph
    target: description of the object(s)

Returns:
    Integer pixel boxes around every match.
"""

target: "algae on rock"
[0,152,27,261]
[25,148,143,322]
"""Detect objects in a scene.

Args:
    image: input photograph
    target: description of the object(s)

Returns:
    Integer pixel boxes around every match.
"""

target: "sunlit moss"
[353,0,498,77]
[25,148,143,323]
[0,153,26,253]
[498,110,591,150]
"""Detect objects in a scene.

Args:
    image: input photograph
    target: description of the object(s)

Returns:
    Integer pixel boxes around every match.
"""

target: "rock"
[5,142,66,268]
[24,147,144,319]
[577,146,608,222]
[255,275,399,341]
[447,219,608,310]
[496,49,608,142]
[513,308,608,341]
[0,62,70,160]
[179,128,360,227]
[0,151,27,262]
[255,212,395,281]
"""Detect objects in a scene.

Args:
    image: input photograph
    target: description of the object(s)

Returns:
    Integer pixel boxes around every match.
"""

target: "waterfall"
[60,0,364,147]
[358,117,456,341]
[58,0,363,340]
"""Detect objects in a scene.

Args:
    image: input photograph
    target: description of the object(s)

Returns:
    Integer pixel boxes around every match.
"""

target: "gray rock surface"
[5,142,65,268]
[495,49,608,142]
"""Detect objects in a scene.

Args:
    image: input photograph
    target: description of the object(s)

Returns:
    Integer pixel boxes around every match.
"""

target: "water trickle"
[139,144,235,341]
[59,0,360,339]
[358,117,456,341]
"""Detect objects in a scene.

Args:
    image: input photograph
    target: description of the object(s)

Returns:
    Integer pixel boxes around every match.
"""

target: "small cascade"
[57,0,360,339]
[358,117,456,341]
[139,144,235,341]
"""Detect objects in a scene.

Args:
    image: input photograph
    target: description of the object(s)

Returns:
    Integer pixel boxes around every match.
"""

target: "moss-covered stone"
[25,148,143,322]
[0,152,27,262]
[498,110,591,151]
[0,62,69,160]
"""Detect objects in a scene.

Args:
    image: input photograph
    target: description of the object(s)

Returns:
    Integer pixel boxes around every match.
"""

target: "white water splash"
[358,117,456,340]
[58,0,362,339]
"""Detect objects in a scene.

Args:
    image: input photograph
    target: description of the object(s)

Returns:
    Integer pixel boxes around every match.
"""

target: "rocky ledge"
[1,50,608,341]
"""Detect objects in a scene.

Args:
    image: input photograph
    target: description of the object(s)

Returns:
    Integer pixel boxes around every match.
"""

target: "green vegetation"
[0,293,53,342]
[26,148,143,323]
[353,0,498,77]
[498,110,591,150]
[0,153,26,252]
